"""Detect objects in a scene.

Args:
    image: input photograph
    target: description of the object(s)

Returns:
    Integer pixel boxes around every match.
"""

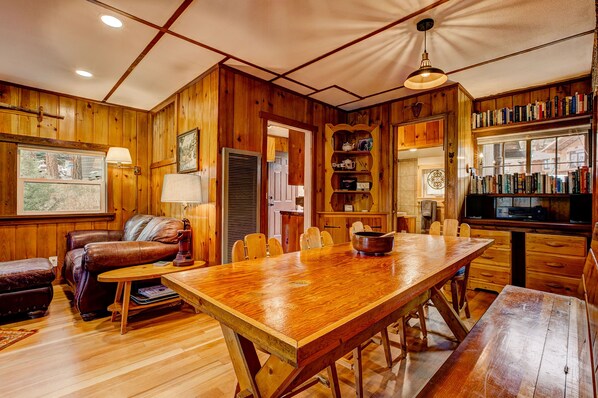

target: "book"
[137,285,178,299]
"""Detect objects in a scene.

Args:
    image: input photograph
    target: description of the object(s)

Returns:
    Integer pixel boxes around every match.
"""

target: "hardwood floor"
[0,285,496,397]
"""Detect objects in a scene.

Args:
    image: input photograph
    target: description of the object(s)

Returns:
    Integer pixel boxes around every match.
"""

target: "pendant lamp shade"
[404,19,447,90]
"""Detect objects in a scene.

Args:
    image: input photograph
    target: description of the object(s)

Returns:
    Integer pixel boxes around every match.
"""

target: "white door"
[268,152,297,240]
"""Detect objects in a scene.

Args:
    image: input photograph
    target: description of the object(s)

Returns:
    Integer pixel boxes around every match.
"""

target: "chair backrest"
[443,219,459,237]
[321,230,334,247]
[350,221,373,238]
[429,221,441,236]
[299,233,309,251]
[268,237,284,256]
[231,240,246,262]
[459,223,471,238]
[303,227,323,249]
[244,233,268,260]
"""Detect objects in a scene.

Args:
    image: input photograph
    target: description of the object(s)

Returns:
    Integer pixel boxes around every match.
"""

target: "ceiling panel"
[170,0,438,74]
[110,34,225,110]
[449,35,594,99]
[101,0,185,26]
[289,0,594,98]
[0,0,157,101]
[309,87,360,107]
[223,59,277,81]
[272,78,315,96]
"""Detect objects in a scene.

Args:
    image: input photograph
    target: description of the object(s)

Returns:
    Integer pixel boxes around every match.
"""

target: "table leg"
[221,324,302,398]
[111,282,124,322]
[430,286,468,342]
[120,281,132,335]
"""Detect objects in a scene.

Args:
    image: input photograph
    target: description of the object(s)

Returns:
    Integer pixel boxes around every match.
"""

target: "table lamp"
[161,174,202,266]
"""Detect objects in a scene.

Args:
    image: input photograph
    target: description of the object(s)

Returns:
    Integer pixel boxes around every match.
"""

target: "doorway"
[266,122,312,242]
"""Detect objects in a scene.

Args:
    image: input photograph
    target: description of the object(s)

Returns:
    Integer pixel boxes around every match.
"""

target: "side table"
[98,260,206,334]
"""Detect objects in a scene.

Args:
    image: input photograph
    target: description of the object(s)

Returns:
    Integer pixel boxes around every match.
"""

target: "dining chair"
[268,237,284,256]
[244,233,268,260]
[430,219,472,318]
[231,240,246,262]
[349,221,373,238]
[300,227,335,250]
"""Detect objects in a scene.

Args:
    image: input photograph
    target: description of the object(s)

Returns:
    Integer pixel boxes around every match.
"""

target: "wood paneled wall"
[151,66,343,265]
[0,83,150,280]
[347,84,473,222]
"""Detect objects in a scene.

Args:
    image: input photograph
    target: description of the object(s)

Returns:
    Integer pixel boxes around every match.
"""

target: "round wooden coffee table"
[98,261,206,334]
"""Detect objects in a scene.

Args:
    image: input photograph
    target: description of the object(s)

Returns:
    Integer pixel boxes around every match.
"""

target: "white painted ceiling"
[0,0,594,111]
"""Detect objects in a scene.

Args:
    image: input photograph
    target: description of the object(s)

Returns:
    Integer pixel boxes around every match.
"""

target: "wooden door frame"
[259,112,317,235]
[392,114,449,232]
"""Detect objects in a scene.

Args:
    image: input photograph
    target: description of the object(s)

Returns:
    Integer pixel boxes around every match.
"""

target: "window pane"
[557,162,581,177]
[19,149,105,181]
[558,135,587,168]
[23,182,101,212]
[478,143,502,171]
[481,167,495,177]
[503,140,526,173]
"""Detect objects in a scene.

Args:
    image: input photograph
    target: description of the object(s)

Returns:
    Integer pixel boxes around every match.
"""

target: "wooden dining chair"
[300,227,335,250]
[349,221,373,238]
[231,240,246,262]
[268,237,284,256]
[430,219,472,318]
[321,230,334,247]
[244,233,268,260]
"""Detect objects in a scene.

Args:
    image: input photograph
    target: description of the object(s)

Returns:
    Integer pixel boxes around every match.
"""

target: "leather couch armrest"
[83,241,179,273]
[67,230,124,251]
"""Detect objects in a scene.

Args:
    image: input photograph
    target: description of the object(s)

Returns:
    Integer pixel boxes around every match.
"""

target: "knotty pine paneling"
[0,82,150,282]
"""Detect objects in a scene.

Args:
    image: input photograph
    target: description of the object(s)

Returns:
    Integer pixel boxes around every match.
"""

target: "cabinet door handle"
[371,226,382,229]
[545,242,565,248]
[480,272,494,277]
[545,282,563,289]
[480,255,494,259]
[324,225,340,229]
[545,262,565,268]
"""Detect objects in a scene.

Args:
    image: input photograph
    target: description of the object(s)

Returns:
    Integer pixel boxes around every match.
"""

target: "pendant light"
[404,18,447,90]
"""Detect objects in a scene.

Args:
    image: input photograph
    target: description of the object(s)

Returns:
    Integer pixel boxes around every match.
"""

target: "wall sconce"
[106,147,141,175]
[161,173,202,266]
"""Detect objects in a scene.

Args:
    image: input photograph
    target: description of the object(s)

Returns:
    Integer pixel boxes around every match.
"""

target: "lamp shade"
[404,51,448,90]
[106,147,132,164]
[161,174,202,204]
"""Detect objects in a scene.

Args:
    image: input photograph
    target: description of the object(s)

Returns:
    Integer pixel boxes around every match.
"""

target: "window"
[421,168,445,197]
[478,129,588,178]
[17,146,106,214]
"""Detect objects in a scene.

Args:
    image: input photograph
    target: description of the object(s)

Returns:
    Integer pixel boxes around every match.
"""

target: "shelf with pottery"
[324,123,380,213]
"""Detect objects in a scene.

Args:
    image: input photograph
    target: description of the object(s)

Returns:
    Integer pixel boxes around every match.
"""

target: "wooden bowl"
[352,232,394,255]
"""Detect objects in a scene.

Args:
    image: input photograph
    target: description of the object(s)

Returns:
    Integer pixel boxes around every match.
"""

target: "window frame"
[477,127,590,177]
[16,145,108,215]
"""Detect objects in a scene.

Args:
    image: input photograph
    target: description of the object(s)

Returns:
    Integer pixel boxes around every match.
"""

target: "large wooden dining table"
[162,233,493,398]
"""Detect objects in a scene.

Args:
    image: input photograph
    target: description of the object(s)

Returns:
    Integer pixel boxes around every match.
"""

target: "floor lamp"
[161,174,202,266]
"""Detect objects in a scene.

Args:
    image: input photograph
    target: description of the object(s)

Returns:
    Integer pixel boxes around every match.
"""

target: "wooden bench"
[418,223,598,397]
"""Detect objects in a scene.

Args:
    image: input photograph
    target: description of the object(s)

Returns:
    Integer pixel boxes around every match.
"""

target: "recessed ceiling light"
[409,148,417,152]
[101,15,123,28]
[75,70,93,78]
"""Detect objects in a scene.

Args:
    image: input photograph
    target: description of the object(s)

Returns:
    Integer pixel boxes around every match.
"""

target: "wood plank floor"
[0,285,496,397]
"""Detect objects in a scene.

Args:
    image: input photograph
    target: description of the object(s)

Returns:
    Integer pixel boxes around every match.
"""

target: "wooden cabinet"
[281,211,304,253]
[317,212,388,244]
[397,119,444,150]
[324,123,380,212]
[468,229,512,293]
[525,233,586,297]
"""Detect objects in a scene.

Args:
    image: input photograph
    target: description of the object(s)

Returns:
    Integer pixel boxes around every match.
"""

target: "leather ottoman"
[0,258,55,318]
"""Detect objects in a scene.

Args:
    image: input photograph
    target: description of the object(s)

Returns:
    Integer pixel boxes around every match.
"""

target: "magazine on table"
[137,284,178,299]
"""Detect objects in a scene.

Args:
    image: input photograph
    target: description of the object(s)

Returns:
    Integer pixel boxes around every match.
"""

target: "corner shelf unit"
[324,123,380,212]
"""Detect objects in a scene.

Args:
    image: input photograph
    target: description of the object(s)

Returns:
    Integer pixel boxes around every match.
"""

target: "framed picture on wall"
[177,128,199,173]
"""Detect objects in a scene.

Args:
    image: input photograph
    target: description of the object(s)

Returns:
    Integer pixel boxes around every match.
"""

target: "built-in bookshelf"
[472,92,593,129]
[470,167,592,195]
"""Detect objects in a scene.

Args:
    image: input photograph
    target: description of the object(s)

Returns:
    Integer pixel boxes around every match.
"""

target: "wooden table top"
[98,260,206,283]
[163,234,492,367]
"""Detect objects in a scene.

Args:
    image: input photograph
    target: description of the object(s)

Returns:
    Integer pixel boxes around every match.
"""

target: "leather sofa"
[63,214,183,320]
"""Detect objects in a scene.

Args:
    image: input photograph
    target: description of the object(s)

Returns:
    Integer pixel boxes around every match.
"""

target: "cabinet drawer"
[526,233,587,257]
[469,264,511,286]
[470,229,511,249]
[471,247,511,267]
[526,253,585,278]
[526,272,582,297]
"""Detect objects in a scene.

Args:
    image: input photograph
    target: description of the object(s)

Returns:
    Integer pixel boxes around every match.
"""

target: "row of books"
[472,93,593,129]
[469,167,592,194]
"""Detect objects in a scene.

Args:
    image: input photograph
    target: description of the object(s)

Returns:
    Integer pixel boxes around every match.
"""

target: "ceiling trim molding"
[86,0,163,30]
[276,0,450,80]
[102,0,194,102]
[309,85,363,100]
